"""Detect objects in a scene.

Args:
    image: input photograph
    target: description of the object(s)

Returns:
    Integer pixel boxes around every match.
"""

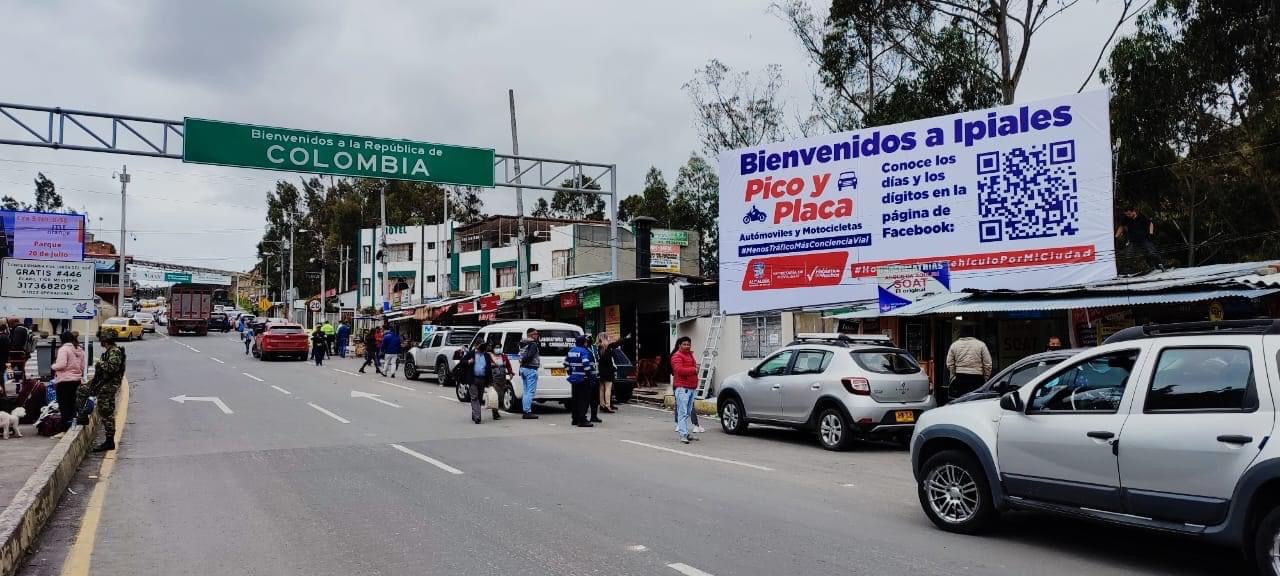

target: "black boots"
[93,438,115,452]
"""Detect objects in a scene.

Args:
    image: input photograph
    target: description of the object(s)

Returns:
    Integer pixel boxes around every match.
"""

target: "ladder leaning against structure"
[694,314,725,400]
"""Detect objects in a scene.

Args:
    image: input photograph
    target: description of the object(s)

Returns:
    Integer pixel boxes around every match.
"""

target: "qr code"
[976,141,1079,243]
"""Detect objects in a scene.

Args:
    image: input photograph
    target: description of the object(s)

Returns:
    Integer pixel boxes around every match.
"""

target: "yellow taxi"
[99,317,145,341]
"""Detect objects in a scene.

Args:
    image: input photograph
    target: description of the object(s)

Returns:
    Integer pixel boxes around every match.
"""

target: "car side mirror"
[748,368,759,378]
[999,391,1024,412]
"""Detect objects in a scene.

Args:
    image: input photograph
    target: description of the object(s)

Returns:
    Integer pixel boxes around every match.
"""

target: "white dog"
[0,407,26,439]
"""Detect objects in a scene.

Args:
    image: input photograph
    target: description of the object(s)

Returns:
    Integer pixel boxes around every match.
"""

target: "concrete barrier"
[0,413,98,576]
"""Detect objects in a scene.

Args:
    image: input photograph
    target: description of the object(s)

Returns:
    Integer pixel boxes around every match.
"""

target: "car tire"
[437,359,452,387]
[719,396,748,435]
[1253,506,1280,575]
[917,449,997,535]
[455,379,470,402]
[816,407,852,451]
[404,357,419,380]
[500,387,519,413]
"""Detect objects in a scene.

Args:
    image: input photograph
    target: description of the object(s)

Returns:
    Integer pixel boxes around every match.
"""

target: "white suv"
[911,320,1280,574]
[717,333,935,450]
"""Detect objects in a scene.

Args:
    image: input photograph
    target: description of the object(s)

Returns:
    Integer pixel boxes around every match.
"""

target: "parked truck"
[167,283,215,336]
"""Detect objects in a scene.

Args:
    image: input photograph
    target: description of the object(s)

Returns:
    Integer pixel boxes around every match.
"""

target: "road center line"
[389,443,464,475]
[436,395,454,401]
[332,368,360,376]
[308,402,350,424]
[242,372,264,382]
[270,385,291,395]
[209,357,224,364]
[177,342,200,353]
[620,439,774,472]
[668,563,716,576]
[378,379,415,391]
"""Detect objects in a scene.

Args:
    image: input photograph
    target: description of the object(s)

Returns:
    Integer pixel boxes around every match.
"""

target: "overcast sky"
[0,0,1134,272]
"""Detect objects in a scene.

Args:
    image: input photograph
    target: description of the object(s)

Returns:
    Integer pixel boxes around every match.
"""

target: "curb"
[639,392,717,416]
[0,411,99,576]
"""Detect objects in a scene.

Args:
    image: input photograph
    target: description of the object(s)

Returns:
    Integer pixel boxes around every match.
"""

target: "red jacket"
[670,350,699,389]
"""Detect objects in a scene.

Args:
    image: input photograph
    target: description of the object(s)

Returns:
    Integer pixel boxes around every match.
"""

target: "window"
[447,331,478,345]
[386,243,414,262]
[269,326,303,334]
[426,275,437,284]
[496,267,516,288]
[740,313,782,359]
[427,242,436,250]
[362,245,371,263]
[791,350,832,375]
[755,350,794,377]
[552,250,572,278]
[1008,360,1063,389]
[502,333,522,355]
[485,332,504,350]
[1028,350,1139,413]
[464,271,480,291]
[1145,348,1256,412]
[530,263,540,272]
[361,278,371,295]
[429,333,444,347]
[536,330,578,357]
[851,350,921,374]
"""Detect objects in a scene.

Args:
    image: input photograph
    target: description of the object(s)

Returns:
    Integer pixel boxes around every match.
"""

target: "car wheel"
[816,407,852,451]
[404,357,419,380]
[918,449,997,534]
[614,383,634,404]
[719,396,748,434]
[436,359,452,387]
[500,387,518,413]
[1254,506,1280,575]
[455,379,470,402]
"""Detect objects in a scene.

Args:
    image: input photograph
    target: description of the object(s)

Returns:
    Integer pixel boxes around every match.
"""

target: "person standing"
[310,329,327,366]
[381,328,402,378]
[1046,336,1064,352]
[50,331,85,433]
[518,328,541,420]
[670,336,699,444]
[1115,206,1165,272]
[336,321,351,358]
[359,327,381,374]
[566,335,596,427]
[9,318,30,381]
[595,333,620,414]
[78,331,126,452]
[320,320,336,357]
[486,346,508,421]
[243,324,255,355]
[0,323,10,397]
[460,342,492,424]
[945,326,992,401]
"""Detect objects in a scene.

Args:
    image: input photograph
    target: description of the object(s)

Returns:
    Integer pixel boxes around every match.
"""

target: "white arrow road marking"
[351,390,401,408]
[620,440,774,471]
[209,357,224,364]
[378,379,415,391]
[668,563,716,576]
[331,368,360,376]
[242,372,264,382]
[177,342,200,353]
[169,395,232,414]
[307,403,350,423]
[389,444,463,475]
[270,385,291,395]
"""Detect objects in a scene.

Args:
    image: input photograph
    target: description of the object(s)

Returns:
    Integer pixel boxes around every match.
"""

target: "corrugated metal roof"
[929,288,1278,314]
[1236,273,1280,288]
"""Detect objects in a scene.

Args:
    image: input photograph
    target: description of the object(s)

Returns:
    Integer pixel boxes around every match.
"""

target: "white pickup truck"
[404,326,480,385]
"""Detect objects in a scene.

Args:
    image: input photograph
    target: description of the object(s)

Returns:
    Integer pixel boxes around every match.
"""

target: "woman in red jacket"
[670,336,699,443]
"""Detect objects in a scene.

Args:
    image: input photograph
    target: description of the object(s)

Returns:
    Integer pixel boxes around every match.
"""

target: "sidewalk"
[0,433,61,509]
[632,385,718,416]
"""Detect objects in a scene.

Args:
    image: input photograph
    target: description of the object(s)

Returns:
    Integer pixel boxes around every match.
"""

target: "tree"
[670,154,720,277]
[635,167,671,222]
[531,197,552,218]
[617,195,643,223]
[684,59,790,154]
[547,175,605,220]
[3,173,73,213]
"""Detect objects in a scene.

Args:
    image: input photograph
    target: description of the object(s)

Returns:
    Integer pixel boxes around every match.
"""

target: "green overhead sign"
[164,272,191,283]
[182,118,496,187]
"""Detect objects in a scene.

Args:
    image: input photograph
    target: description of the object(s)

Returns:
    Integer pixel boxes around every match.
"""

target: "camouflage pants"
[78,381,120,440]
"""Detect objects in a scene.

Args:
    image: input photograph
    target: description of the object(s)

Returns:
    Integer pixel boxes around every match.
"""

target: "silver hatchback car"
[717,333,936,450]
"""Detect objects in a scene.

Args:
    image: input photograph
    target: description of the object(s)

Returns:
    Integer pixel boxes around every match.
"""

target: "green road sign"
[165,272,192,283]
[182,118,496,187]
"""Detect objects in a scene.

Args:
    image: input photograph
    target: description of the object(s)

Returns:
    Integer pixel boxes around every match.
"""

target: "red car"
[254,322,309,361]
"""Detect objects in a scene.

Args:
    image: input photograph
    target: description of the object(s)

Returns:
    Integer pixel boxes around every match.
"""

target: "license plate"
[894,410,915,423]
[550,367,566,377]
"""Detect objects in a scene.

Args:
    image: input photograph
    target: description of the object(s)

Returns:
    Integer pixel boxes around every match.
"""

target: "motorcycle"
[742,205,768,224]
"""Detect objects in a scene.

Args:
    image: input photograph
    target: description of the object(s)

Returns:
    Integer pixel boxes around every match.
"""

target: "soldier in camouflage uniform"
[78,331,126,452]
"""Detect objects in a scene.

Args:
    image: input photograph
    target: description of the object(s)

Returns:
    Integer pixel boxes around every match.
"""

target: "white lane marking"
[626,544,648,552]
[668,563,716,576]
[378,379,415,391]
[169,395,233,414]
[620,440,774,472]
[631,404,670,413]
[270,385,292,395]
[351,390,402,408]
[436,395,453,401]
[308,402,350,424]
[389,444,463,475]
[332,368,360,376]
[242,372,264,382]
[177,342,200,353]
[209,357,224,364]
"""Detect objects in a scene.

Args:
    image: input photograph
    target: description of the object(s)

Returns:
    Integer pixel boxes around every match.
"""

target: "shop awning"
[663,315,703,325]
[387,270,416,278]
[927,288,1278,314]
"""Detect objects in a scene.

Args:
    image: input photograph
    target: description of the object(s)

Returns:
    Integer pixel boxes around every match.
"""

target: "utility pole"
[379,181,388,313]
[288,213,296,322]
[439,187,450,297]
[115,165,129,314]
[509,89,527,292]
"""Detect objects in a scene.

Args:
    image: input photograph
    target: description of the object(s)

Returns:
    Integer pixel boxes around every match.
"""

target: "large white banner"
[1,259,95,300]
[718,90,1114,314]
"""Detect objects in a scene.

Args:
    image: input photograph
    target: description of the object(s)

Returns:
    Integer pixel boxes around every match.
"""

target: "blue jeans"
[520,367,539,413]
[675,387,694,438]
[337,339,348,358]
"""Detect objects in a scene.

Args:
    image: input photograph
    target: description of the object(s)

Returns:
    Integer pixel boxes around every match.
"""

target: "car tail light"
[842,377,871,395]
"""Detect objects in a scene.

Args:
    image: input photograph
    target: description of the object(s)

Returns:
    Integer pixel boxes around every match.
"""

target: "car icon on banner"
[838,170,858,191]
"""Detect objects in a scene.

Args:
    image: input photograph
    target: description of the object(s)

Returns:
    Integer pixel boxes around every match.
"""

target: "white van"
[469,320,584,412]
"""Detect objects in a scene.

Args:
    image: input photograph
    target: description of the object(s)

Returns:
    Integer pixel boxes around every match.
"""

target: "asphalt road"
[17,332,1249,576]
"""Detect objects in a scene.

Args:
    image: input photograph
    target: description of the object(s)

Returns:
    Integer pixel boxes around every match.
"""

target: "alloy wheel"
[926,464,980,524]
[820,412,843,447]
[722,402,739,430]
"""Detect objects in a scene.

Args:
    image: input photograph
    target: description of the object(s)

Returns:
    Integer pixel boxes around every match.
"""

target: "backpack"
[36,410,61,436]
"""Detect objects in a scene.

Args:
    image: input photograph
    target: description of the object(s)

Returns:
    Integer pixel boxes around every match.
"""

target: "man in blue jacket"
[381,328,402,378]
[565,335,596,428]
[336,321,352,358]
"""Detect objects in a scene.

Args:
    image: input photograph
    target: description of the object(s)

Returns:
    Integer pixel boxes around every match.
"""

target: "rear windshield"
[105,318,126,325]
[536,330,579,357]
[446,331,476,345]
[851,350,921,375]
[268,326,303,334]
[134,313,154,320]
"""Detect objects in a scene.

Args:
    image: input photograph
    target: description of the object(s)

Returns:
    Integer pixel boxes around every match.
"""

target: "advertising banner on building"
[0,210,86,261]
[1,259,95,300]
[651,244,681,273]
[876,262,950,313]
[718,90,1114,314]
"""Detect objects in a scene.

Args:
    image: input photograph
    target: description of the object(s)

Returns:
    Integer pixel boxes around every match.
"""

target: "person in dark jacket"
[381,329,403,378]
[359,327,382,374]
[460,342,493,424]
[595,333,630,413]
[0,323,10,396]
[311,329,327,366]
[336,321,352,358]
[517,328,541,419]
[8,318,29,381]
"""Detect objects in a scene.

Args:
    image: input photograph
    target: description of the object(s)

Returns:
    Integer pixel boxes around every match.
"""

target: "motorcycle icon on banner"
[742,205,768,224]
